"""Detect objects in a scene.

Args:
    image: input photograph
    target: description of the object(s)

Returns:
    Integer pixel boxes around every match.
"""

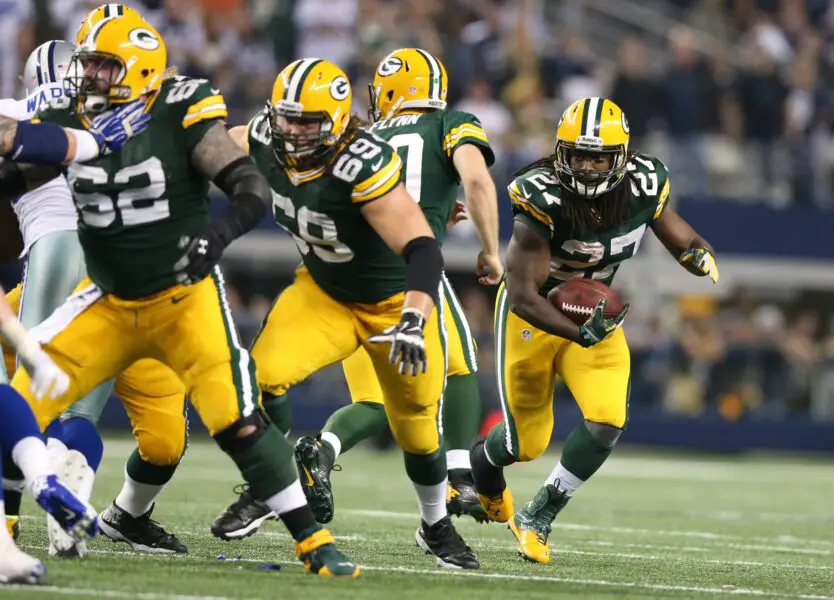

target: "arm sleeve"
[508,177,553,242]
[443,110,495,167]
[350,137,403,204]
[167,77,229,152]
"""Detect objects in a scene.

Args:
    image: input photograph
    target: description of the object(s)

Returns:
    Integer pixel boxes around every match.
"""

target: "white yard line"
[0,586,249,600]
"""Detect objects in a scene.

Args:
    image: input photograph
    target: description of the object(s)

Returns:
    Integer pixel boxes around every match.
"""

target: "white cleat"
[47,450,93,558]
[0,536,47,584]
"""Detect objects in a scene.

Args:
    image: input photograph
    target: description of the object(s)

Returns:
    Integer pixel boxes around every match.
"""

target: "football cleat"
[446,470,489,523]
[0,536,46,585]
[415,515,480,569]
[5,516,20,541]
[294,436,338,524]
[48,450,93,558]
[296,528,360,577]
[30,475,98,544]
[508,484,571,564]
[99,502,187,554]
[210,484,277,540]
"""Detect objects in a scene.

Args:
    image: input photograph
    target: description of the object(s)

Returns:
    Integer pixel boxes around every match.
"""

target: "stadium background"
[1,0,833,452]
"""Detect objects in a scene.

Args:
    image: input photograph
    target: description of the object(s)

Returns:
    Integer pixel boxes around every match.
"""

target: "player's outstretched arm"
[505,221,585,342]
[0,195,23,260]
[651,206,719,283]
[361,182,442,318]
[452,144,503,284]
[0,160,63,203]
[175,123,271,284]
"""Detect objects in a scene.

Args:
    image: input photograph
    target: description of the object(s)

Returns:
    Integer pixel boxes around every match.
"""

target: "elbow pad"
[212,156,271,241]
[402,236,443,302]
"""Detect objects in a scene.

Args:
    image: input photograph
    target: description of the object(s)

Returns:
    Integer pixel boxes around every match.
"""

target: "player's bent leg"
[441,277,485,522]
[511,328,630,565]
[214,267,361,537]
[474,286,557,523]
[99,360,188,554]
[362,297,479,570]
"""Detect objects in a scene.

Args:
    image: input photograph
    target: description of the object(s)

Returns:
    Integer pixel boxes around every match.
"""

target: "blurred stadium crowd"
[2,0,834,425]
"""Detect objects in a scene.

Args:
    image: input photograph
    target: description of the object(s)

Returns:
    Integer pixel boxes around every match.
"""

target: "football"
[547,279,626,325]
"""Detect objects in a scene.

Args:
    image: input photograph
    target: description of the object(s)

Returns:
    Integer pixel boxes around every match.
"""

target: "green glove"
[578,299,629,347]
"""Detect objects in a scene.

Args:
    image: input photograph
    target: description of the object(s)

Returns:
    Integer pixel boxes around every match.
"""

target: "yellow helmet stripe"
[414,48,442,102]
[284,58,323,103]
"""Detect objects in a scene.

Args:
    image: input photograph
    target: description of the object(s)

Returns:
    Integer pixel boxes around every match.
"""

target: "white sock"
[413,479,448,526]
[319,432,342,459]
[446,449,471,471]
[11,437,52,483]
[46,437,68,461]
[0,500,9,543]
[115,473,165,518]
[545,462,585,496]
[263,479,306,516]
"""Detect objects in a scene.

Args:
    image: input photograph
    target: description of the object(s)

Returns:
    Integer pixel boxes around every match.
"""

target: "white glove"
[19,344,70,400]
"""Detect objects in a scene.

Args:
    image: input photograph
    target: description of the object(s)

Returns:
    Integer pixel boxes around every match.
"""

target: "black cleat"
[447,470,490,523]
[99,502,187,554]
[210,484,277,540]
[415,515,480,569]
[294,436,339,524]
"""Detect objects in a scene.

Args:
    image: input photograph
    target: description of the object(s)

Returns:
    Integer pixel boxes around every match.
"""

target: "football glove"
[368,308,427,376]
[577,299,629,348]
[89,99,151,153]
[174,222,233,286]
[679,248,719,284]
[20,345,70,400]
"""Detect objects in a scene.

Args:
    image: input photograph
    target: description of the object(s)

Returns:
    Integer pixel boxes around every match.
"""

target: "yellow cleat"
[295,528,360,578]
[6,516,20,541]
[476,487,514,523]
[508,513,551,564]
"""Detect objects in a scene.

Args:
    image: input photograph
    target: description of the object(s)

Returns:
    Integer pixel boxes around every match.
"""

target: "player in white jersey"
[0,39,186,558]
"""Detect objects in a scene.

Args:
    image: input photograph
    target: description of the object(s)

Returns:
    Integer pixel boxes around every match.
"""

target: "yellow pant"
[494,283,630,462]
[11,271,259,445]
[342,273,476,404]
[253,266,446,455]
[3,282,189,466]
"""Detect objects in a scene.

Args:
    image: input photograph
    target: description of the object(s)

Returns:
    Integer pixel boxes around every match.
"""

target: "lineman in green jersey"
[1,16,359,576]
[213,58,480,570]
[470,97,720,564]
[289,47,502,525]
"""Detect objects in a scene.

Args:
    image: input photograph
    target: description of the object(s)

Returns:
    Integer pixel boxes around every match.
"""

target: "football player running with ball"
[0,17,357,576]
[213,58,479,569]
[470,98,719,564]
[285,47,499,526]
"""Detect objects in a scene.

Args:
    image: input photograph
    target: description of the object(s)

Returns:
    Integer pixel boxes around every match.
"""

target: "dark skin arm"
[505,220,584,342]
[0,196,23,261]
[650,206,715,277]
[0,161,63,203]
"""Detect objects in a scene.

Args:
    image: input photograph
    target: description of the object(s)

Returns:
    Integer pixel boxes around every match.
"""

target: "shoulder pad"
[159,77,228,130]
[247,108,271,149]
[508,167,561,232]
[626,153,671,219]
[333,130,402,203]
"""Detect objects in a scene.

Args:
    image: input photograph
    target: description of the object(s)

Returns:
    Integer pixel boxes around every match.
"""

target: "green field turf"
[3,437,833,600]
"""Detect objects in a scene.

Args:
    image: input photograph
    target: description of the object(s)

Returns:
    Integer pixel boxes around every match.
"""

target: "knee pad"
[389,417,440,455]
[517,435,549,462]
[214,409,270,455]
[136,430,185,467]
[584,420,623,450]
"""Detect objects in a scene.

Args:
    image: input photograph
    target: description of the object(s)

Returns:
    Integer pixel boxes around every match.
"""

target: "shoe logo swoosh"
[302,465,314,487]
[172,295,189,304]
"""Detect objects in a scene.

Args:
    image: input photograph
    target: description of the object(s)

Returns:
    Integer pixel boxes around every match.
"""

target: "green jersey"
[508,153,671,295]
[36,76,228,299]
[247,111,407,304]
[368,110,494,241]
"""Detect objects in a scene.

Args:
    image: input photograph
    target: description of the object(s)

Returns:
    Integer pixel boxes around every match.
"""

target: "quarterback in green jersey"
[286,47,502,526]
[0,15,358,576]
[212,58,480,569]
[470,97,719,564]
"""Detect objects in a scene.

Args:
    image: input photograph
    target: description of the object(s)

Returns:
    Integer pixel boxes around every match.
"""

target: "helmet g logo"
[377,57,403,77]
[330,76,350,100]
[129,28,160,50]
[621,111,630,134]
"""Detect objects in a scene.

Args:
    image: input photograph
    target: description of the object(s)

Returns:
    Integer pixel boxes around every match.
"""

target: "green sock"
[226,424,298,499]
[559,423,612,481]
[126,448,177,486]
[403,446,447,486]
[484,422,516,467]
[321,401,388,455]
[442,374,481,451]
[262,392,292,435]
